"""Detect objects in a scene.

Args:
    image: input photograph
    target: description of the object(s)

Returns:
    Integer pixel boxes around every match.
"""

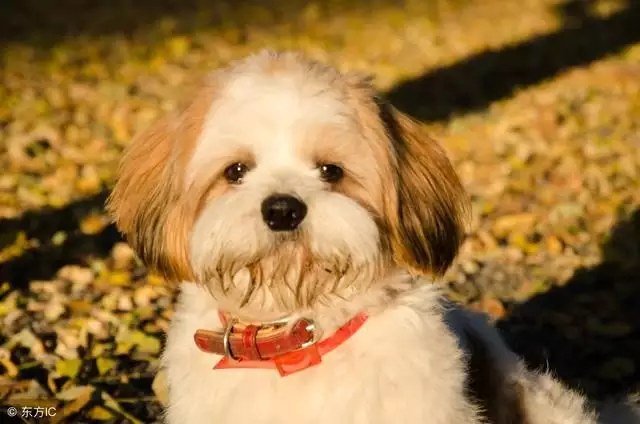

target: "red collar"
[194,312,368,377]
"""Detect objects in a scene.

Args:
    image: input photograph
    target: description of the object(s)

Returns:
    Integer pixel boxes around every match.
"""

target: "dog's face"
[107,51,468,312]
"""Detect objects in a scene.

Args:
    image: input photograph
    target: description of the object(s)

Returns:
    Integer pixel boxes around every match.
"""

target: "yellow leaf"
[115,342,132,355]
[51,231,67,245]
[0,302,9,318]
[91,343,109,357]
[492,213,538,237]
[153,370,169,406]
[101,392,144,424]
[130,330,161,355]
[167,36,190,58]
[80,214,108,235]
[56,385,94,401]
[96,357,116,376]
[55,359,82,378]
[88,406,114,420]
[52,386,94,424]
[147,273,166,286]
[69,300,92,314]
[6,379,48,400]
[109,271,130,286]
[9,328,45,355]
[546,236,563,254]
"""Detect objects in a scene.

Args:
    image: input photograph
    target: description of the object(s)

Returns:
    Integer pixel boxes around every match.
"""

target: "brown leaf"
[52,386,95,424]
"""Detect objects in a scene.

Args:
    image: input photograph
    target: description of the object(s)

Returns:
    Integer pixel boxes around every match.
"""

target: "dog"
[107,50,639,423]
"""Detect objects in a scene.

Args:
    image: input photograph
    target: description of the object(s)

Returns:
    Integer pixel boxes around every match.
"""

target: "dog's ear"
[106,82,216,282]
[379,103,469,276]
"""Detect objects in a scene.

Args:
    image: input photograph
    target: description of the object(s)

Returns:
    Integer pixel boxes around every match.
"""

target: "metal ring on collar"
[222,318,238,360]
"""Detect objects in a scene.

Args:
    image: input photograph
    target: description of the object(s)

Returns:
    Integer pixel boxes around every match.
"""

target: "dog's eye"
[224,162,249,184]
[319,164,344,183]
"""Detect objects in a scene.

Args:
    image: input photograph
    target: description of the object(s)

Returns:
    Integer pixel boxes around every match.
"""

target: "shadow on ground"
[0,0,297,45]
[387,0,640,122]
[498,209,640,400]
[0,191,122,292]
[1,0,399,49]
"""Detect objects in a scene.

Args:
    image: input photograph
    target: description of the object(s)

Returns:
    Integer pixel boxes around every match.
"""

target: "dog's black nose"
[261,194,307,231]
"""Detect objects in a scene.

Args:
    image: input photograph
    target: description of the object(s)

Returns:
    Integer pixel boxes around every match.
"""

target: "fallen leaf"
[56,359,82,379]
[52,386,95,424]
[88,406,115,420]
[152,369,169,406]
[96,357,117,376]
[492,213,538,237]
[101,391,144,424]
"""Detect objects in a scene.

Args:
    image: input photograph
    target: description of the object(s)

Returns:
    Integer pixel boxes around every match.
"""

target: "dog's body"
[107,50,639,423]
[164,277,604,424]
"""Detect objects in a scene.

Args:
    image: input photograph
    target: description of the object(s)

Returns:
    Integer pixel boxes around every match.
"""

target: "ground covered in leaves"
[1,0,640,422]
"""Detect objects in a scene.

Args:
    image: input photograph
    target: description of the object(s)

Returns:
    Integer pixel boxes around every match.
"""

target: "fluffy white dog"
[107,50,639,424]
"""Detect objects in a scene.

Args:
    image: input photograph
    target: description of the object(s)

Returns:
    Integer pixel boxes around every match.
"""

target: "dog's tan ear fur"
[106,83,215,282]
[380,103,469,276]
[344,74,468,276]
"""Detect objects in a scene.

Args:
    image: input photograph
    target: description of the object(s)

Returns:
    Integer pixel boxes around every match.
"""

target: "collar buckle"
[222,317,238,360]
[298,319,320,349]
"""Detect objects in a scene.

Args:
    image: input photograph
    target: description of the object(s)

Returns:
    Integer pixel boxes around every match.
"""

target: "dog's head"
[107,50,468,312]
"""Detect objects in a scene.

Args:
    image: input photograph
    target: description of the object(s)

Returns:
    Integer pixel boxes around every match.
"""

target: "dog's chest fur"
[162,283,484,424]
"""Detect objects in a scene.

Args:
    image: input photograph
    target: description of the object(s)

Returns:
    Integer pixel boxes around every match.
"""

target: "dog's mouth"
[271,229,304,244]
[201,238,378,312]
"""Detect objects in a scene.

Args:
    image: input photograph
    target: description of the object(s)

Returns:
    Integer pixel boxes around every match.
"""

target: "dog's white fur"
[107,50,639,424]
